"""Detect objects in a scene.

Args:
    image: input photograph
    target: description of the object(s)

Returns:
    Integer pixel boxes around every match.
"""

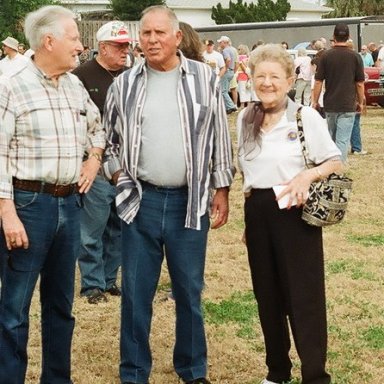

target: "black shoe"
[106,283,121,296]
[226,108,237,115]
[123,382,148,384]
[185,379,211,384]
[84,288,108,304]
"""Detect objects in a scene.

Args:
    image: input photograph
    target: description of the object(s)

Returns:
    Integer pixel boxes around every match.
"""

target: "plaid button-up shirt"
[0,61,105,200]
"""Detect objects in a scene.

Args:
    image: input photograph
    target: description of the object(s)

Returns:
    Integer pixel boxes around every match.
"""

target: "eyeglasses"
[103,42,130,50]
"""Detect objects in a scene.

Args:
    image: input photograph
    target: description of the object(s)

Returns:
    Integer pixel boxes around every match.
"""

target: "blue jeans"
[0,190,81,384]
[326,112,355,162]
[220,69,236,111]
[78,175,121,294]
[119,183,209,383]
[350,113,362,152]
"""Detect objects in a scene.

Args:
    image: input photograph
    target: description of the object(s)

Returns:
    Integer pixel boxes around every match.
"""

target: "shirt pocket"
[73,108,88,148]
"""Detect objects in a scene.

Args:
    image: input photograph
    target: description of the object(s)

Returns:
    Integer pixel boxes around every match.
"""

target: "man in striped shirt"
[0,6,105,384]
[103,6,235,384]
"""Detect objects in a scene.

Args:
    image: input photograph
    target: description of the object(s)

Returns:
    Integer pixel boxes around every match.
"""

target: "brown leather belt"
[13,178,79,197]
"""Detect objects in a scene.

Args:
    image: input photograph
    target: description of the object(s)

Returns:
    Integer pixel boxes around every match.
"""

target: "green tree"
[0,0,55,42]
[324,0,384,17]
[110,0,166,21]
[212,0,291,25]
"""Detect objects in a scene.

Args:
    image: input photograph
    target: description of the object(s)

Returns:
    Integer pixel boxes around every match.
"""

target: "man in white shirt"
[294,48,312,105]
[0,36,29,75]
[376,45,384,72]
[202,39,225,77]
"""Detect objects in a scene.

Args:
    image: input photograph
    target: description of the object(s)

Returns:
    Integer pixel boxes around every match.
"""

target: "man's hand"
[210,187,229,229]
[111,170,122,186]
[0,199,29,250]
[78,149,103,193]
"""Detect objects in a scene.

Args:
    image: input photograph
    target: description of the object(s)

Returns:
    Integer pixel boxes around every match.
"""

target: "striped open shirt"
[0,61,105,200]
[103,52,235,230]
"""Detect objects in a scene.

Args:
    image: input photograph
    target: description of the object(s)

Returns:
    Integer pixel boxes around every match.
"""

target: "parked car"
[287,48,317,60]
[364,67,384,107]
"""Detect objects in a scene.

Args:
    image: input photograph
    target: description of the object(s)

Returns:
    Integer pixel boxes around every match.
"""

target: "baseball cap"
[334,23,349,38]
[217,36,230,43]
[96,21,131,43]
[2,36,19,51]
[205,39,215,46]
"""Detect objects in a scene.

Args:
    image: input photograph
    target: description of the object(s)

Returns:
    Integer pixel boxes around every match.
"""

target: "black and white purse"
[296,108,353,227]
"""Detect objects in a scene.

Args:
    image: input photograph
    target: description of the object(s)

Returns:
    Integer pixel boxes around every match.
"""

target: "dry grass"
[27,107,384,383]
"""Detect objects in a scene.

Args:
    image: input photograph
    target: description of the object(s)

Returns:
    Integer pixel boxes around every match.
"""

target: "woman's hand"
[275,168,317,209]
[275,159,343,209]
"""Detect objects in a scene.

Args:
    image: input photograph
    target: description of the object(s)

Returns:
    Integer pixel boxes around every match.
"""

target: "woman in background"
[237,44,256,108]
[179,21,204,62]
[237,44,342,384]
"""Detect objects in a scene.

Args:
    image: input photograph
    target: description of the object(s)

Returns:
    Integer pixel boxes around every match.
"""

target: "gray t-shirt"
[138,64,187,187]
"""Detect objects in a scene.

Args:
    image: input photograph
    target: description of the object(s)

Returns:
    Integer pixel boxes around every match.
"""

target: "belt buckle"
[53,184,65,197]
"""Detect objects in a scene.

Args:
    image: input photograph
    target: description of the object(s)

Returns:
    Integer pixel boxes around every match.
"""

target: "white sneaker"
[261,380,280,384]
[352,149,368,155]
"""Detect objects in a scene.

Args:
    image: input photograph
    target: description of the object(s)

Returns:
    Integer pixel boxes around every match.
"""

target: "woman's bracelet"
[315,167,324,180]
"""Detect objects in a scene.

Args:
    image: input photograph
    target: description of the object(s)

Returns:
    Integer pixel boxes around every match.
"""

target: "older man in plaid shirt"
[0,6,105,384]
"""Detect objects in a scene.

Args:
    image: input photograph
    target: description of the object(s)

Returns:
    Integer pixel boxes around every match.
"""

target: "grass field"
[26,107,384,383]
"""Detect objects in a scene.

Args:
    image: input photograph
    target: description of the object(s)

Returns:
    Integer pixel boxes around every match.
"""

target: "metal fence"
[78,20,140,49]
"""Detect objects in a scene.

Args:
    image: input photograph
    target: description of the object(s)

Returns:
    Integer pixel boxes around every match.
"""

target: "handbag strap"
[295,106,311,169]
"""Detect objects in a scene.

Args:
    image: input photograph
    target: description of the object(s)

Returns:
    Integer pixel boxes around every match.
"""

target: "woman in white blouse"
[237,44,343,384]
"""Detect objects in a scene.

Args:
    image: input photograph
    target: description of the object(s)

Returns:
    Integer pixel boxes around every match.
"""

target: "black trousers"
[244,189,331,384]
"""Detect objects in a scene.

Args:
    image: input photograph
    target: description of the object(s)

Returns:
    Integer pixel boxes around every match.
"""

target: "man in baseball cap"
[217,35,231,43]
[96,20,132,43]
[72,21,131,305]
[217,35,237,113]
[203,39,225,77]
[0,36,29,75]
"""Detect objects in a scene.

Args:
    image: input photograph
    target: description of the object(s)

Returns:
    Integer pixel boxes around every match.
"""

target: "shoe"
[352,149,368,155]
[84,288,108,304]
[185,379,211,384]
[260,380,280,384]
[226,107,237,115]
[106,283,121,296]
[166,288,175,300]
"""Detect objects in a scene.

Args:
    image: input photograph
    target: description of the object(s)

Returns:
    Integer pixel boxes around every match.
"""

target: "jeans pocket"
[74,193,83,208]
[14,190,39,210]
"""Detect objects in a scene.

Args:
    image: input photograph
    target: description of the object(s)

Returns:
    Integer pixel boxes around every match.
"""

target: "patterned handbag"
[296,108,353,227]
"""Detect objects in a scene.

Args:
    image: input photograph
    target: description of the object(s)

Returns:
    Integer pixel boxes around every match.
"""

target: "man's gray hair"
[24,5,76,50]
[140,5,179,32]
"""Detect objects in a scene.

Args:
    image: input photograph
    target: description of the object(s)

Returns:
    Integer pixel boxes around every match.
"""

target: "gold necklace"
[97,57,123,81]
[105,68,121,81]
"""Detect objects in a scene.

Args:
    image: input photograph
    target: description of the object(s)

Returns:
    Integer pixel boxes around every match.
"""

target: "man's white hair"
[24,5,76,51]
[139,5,180,32]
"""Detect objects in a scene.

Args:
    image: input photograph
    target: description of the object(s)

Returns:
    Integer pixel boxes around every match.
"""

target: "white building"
[167,0,333,27]
[63,0,333,27]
